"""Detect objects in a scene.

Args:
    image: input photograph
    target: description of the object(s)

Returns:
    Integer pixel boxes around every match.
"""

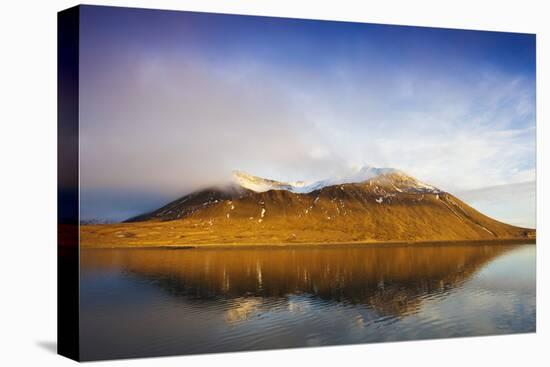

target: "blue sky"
[78,6,536,226]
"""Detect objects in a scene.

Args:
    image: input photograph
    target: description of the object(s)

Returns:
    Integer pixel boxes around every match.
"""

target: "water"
[79,244,536,360]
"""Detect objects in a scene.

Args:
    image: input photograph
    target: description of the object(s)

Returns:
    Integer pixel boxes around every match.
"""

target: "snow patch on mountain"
[232,165,441,194]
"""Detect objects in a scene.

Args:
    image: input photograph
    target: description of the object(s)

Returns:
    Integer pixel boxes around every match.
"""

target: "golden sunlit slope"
[80,171,535,247]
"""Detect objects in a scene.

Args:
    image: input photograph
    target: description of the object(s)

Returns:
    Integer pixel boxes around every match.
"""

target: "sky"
[78,5,536,226]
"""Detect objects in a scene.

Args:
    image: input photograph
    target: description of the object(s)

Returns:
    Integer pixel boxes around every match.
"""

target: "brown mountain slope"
[80,172,535,247]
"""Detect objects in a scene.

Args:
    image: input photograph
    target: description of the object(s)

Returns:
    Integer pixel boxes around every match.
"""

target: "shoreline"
[80,237,536,250]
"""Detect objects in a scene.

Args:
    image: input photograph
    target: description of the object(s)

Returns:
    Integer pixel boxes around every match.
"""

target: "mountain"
[80,166,535,247]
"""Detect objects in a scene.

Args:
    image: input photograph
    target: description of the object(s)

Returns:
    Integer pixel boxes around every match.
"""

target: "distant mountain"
[81,166,535,247]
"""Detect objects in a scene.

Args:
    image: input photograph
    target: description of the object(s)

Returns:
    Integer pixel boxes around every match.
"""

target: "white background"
[0,0,548,366]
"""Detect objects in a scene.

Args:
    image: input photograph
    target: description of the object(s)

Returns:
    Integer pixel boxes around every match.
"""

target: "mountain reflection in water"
[84,245,513,319]
[80,244,535,360]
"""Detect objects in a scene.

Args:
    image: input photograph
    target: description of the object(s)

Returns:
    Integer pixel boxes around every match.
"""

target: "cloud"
[289,68,535,192]
[78,24,535,222]
[80,56,346,196]
[81,56,535,190]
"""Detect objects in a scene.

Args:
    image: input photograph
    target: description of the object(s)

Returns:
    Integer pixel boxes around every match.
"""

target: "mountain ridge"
[231,165,440,194]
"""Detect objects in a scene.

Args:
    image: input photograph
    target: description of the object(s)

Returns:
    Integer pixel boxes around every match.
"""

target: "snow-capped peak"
[232,166,441,194]
[344,165,400,182]
[232,170,304,193]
